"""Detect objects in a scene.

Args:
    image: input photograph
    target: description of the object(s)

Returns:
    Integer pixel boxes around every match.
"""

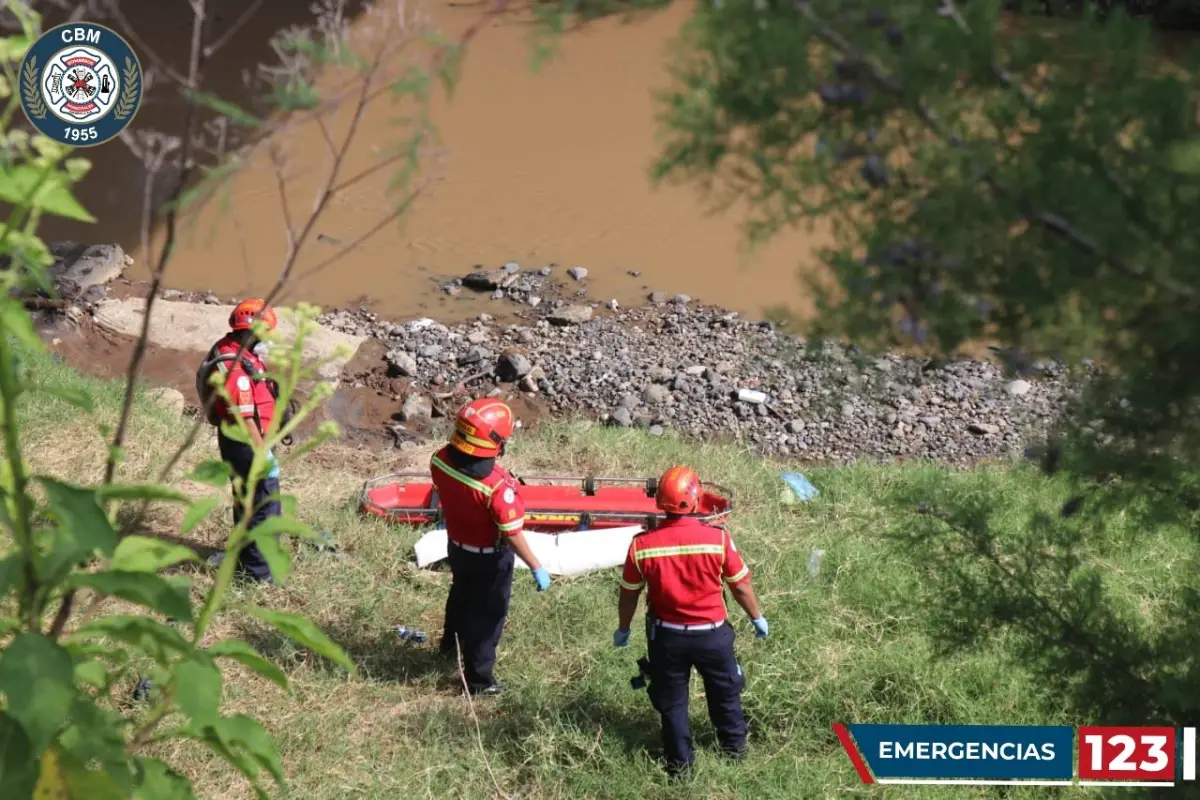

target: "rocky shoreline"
[36,246,1081,466]
[318,297,1080,466]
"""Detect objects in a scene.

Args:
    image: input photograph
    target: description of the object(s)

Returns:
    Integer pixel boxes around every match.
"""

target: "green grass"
[18,344,1193,799]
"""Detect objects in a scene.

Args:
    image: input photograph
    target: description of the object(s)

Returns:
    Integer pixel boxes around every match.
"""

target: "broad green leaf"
[247,531,291,586]
[38,746,124,800]
[97,484,191,504]
[244,515,315,542]
[0,711,36,800]
[206,640,288,690]
[33,385,94,413]
[171,654,223,728]
[187,461,233,488]
[236,605,354,673]
[205,714,285,788]
[110,536,199,573]
[68,616,191,664]
[0,299,42,353]
[33,747,67,799]
[67,571,193,622]
[58,697,127,769]
[72,659,107,689]
[35,477,118,570]
[180,496,222,535]
[0,633,74,756]
[0,165,95,222]
[133,758,195,800]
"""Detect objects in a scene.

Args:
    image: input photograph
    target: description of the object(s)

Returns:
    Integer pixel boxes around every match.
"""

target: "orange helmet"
[450,398,514,458]
[230,298,278,332]
[656,465,702,515]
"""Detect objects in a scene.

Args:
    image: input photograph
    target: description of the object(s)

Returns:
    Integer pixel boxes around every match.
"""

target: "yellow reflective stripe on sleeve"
[619,578,645,591]
[497,517,524,532]
[634,544,725,562]
[236,404,256,413]
[724,565,750,585]
[430,455,494,496]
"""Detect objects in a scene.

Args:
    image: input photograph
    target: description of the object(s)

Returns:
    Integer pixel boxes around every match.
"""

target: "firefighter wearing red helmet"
[614,465,768,778]
[430,397,552,695]
[196,298,280,584]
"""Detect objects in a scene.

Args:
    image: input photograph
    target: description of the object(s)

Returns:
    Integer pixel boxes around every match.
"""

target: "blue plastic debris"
[780,472,819,503]
[392,625,427,644]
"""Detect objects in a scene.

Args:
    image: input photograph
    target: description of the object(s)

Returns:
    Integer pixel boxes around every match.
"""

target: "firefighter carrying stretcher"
[431,398,552,696]
[614,465,769,779]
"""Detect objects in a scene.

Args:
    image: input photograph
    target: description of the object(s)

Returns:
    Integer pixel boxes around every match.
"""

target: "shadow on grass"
[235,618,458,688]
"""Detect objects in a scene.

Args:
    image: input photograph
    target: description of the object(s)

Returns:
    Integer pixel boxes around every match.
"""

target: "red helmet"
[230,298,278,332]
[656,465,702,514]
[450,398,514,458]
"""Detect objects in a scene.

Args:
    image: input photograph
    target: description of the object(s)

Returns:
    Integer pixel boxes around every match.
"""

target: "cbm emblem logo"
[19,23,142,147]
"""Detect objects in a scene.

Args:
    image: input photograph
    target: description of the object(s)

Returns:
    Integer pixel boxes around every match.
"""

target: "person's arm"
[618,587,640,631]
[612,544,643,646]
[617,543,644,631]
[491,481,550,588]
[721,528,767,633]
[506,530,542,572]
[728,579,762,621]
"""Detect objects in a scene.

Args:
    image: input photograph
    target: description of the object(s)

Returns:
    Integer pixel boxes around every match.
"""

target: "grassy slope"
[21,345,1185,799]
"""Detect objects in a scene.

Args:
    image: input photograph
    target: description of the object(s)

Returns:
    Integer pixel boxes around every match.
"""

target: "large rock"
[547,305,593,326]
[400,393,433,421]
[93,298,365,384]
[47,242,129,298]
[495,352,532,382]
[462,269,518,291]
[386,349,418,378]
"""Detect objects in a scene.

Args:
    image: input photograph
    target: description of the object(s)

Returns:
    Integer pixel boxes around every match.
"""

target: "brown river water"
[39,0,828,322]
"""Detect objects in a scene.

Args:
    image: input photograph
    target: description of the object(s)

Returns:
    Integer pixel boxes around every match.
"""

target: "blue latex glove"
[265,449,280,480]
[532,567,551,592]
[752,617,769,639]
[613,629,630,648]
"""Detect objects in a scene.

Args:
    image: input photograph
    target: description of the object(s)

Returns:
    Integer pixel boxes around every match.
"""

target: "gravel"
[319,302,1087,465]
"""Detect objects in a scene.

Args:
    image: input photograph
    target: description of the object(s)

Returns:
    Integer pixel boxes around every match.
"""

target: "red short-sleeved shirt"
[210,336,275,431]
[620,516,750,625]
[430,446,525,549]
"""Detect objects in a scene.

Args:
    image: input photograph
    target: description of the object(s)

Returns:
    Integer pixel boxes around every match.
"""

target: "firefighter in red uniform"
[431,398,552,696]
[203,298,280,583]
[613,465,769,778]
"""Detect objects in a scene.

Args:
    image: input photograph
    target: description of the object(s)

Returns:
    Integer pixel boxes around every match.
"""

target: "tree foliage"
[651,0,1200,726]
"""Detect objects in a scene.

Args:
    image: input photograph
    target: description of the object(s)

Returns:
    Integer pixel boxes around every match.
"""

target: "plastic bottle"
[737,388,768,404]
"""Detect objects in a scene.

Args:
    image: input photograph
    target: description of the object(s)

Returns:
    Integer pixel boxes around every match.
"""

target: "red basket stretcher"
[360,473,734,532]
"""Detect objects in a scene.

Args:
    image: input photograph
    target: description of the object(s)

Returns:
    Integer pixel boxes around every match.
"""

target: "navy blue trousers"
[646,620,748,771]
[440,544,514,687]
[218,431,279,581]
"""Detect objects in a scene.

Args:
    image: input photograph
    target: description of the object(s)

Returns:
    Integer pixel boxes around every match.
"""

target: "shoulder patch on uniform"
[502,487,515,504]
[236,375,251,391]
